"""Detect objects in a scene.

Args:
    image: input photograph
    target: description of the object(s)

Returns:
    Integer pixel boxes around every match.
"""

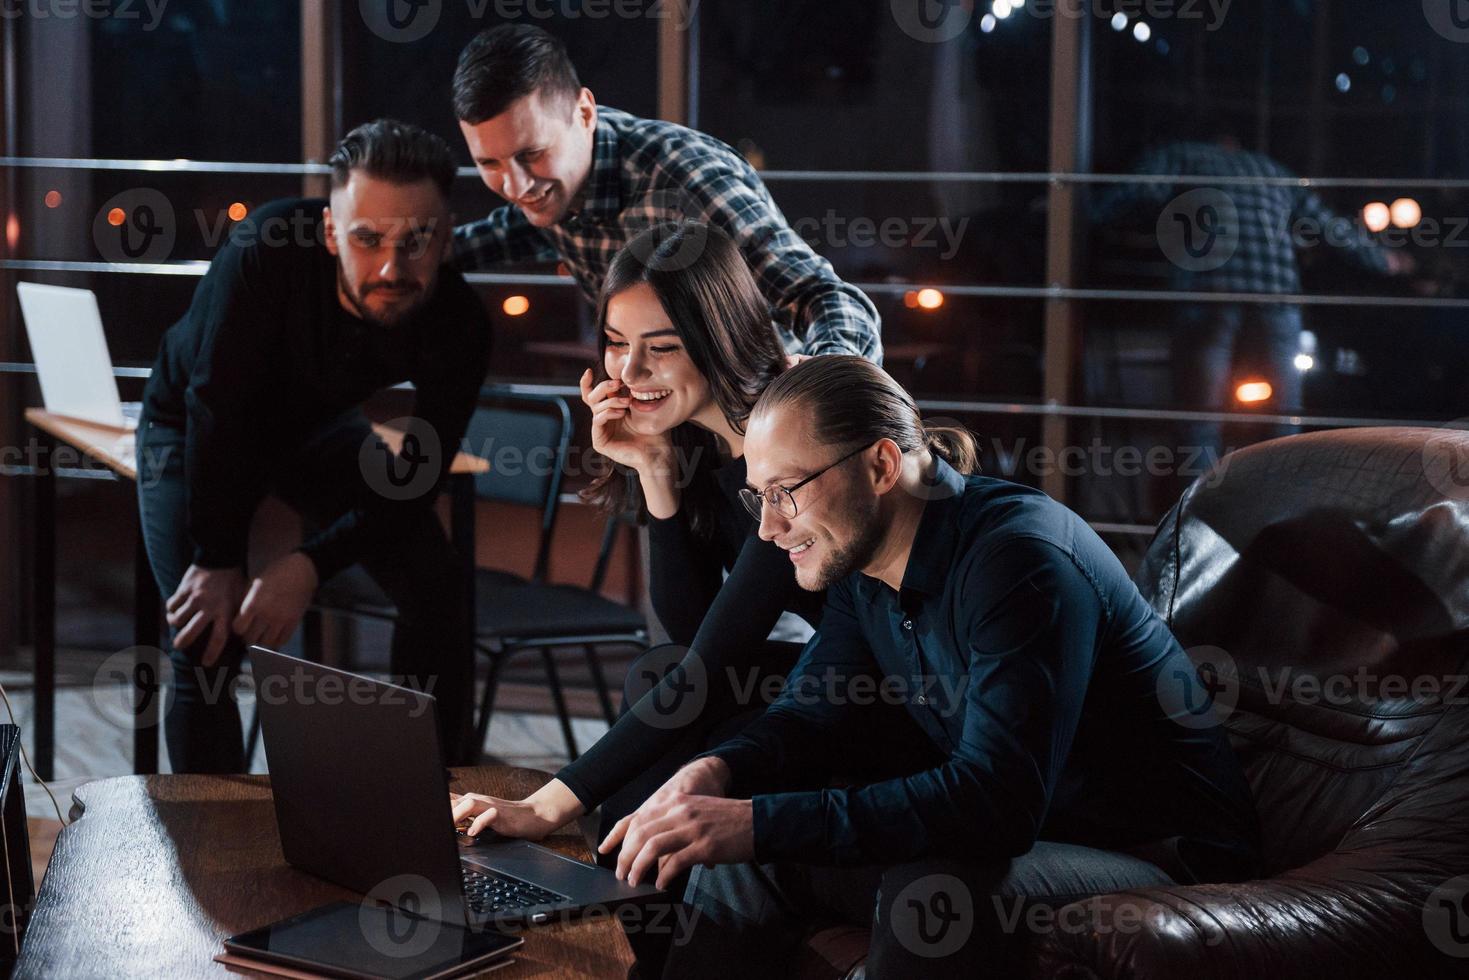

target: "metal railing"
[8,156,1469,190]
[5,154,1463,534]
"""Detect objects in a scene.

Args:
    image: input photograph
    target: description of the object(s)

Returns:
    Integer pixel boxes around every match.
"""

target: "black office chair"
[302,392,647,761]
[0,725,34,972]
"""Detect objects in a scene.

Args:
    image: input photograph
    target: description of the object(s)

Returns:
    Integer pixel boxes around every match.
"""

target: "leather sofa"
[802,427,1469,978]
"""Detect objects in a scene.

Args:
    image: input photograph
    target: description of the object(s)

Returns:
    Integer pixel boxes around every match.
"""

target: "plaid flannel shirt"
[1093,141,1391,294]
[453,107,881,360]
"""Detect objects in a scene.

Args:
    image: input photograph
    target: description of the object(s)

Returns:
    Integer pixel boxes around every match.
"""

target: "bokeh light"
[916,288,944,311]
[1362,202,1390,233]
[1235,380,1273,404]
[1389,198,1421,229]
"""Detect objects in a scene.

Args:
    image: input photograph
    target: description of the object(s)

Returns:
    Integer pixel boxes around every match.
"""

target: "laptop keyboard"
[461,866,569,916]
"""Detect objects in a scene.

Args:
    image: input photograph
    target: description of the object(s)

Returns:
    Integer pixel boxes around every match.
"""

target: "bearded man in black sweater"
[138,120,491,772]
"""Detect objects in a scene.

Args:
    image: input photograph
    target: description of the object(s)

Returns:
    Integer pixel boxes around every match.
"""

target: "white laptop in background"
[16,282,143,430]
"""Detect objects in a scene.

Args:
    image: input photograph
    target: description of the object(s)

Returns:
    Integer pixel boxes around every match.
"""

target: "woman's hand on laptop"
[450,778,584,840]
[167,564,246,666]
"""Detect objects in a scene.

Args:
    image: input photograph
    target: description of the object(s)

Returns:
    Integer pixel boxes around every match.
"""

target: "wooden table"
[22,409,489,780]
[13,767,635,978]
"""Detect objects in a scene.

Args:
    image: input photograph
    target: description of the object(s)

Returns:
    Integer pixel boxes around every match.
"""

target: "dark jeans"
[1173,301,1303,457]
[136,412,474,773]
[666,842,1174,979]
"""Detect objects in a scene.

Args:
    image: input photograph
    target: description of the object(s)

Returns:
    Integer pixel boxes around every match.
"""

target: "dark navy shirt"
[709,458,1261,883]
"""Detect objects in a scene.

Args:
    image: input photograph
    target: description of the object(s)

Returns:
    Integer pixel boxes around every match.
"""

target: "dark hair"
[582,221,787,537]
[752,356,981,475]
[328,119,457,198]
[453,24,582,124]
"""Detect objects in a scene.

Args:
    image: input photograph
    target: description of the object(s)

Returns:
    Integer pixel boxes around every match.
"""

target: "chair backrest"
[461,391,571,583]
[0,724,33,968]
[1136,427,1469,875]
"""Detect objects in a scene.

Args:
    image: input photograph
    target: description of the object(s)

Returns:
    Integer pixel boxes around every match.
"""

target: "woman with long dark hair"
[451,221,829,840]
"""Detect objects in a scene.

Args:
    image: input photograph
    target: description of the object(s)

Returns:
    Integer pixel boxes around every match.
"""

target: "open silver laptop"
[248,646,667,929]
[17,282,143,429]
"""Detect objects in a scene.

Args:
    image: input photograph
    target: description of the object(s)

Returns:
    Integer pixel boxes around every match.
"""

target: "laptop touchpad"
[463,841,650,900]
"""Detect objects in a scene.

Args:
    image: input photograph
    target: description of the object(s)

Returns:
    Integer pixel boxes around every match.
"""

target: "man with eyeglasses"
[600,357,1261,977]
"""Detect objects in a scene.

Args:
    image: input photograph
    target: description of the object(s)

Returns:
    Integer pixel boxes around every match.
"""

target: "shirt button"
[901,619,913,630]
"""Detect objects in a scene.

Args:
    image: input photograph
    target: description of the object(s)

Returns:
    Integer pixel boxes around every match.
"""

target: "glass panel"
[1078,0,1469,520]
[340,6,661,155]
[696,2,1055,404]
[88,0,300,161]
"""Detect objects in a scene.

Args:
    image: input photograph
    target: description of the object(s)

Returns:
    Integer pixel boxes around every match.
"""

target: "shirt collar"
[564,112,622,227]
[896,456,969,597]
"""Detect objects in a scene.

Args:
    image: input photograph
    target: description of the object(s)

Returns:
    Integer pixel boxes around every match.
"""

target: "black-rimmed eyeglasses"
[738,443,870,521]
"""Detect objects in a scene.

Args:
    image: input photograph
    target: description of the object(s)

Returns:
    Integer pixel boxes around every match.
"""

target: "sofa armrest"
[1030,858,1466,980]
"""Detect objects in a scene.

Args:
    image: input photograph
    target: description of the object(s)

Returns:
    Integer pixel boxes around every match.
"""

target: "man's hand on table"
[598,757,753,890]
[167,564,247,666]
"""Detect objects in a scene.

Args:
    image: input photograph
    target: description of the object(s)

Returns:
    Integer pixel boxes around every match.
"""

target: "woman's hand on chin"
[581,368,673,474]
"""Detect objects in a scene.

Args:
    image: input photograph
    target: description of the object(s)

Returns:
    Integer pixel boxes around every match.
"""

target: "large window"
[4,1,1468,657]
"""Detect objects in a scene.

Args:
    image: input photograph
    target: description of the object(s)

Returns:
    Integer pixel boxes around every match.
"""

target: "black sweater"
[142,198,492,579]
[556,455,825,809]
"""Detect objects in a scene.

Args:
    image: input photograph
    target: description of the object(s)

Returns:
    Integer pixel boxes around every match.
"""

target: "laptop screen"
[16,282,128,428]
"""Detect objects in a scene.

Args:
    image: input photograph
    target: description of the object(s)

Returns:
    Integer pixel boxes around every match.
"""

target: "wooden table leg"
[32,433,56,782]
[132,533,160,775]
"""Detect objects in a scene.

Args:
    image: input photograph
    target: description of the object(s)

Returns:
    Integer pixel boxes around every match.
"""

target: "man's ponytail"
[922,423,980,475]
[754,355,983,477]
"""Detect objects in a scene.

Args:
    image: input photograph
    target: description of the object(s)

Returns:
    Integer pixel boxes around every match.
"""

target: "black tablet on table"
[224,902,523,980]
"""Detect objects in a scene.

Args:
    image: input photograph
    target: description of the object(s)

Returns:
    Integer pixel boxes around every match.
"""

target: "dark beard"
[337,266,426,328]
[808,492,884,590]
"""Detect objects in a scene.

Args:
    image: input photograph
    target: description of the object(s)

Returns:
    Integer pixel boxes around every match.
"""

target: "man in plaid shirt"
[450,24,880,361]
[1093,138,1405,294]
[1093,138,1410,461]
